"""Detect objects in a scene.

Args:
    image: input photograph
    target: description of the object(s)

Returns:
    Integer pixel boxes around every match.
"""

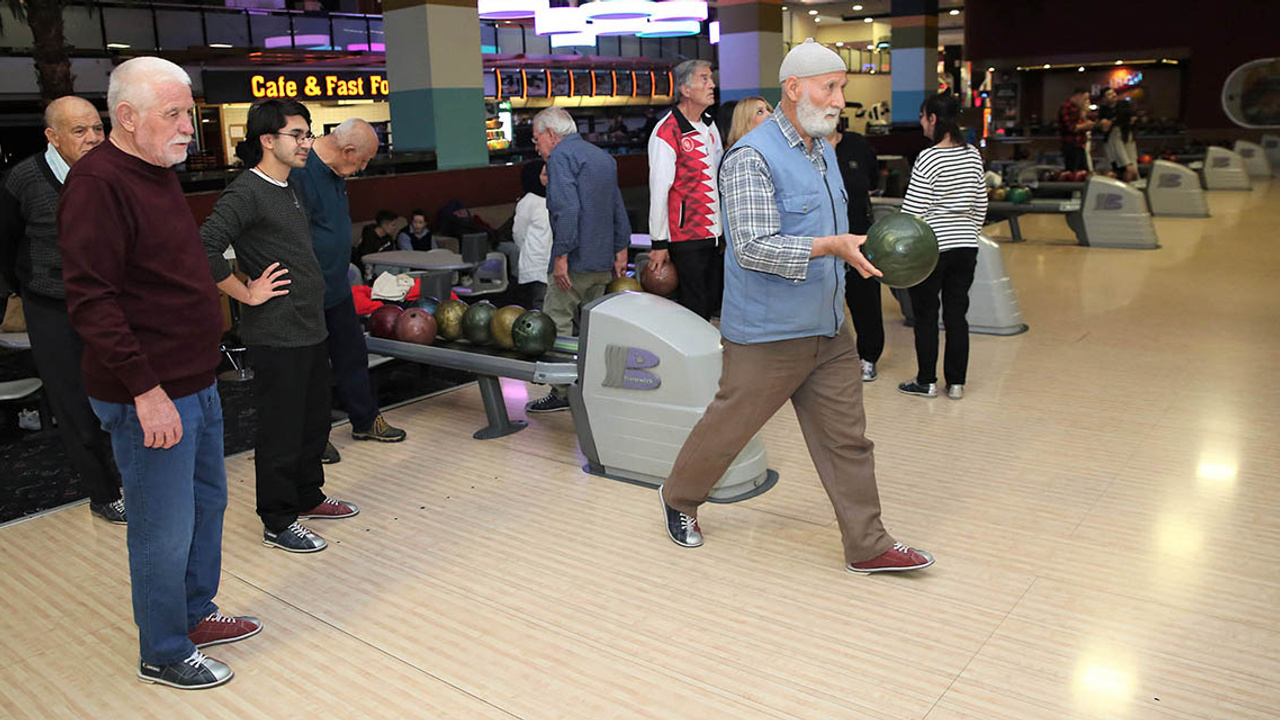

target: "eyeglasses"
[274,131,316,143]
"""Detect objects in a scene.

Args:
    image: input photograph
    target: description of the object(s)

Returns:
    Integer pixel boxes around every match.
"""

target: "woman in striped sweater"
[898,93,988,400]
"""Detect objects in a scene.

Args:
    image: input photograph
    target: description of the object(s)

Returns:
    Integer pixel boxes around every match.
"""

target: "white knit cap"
[778,38,846,84]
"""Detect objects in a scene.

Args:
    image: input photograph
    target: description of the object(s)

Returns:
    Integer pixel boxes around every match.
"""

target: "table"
[362,250,476,276]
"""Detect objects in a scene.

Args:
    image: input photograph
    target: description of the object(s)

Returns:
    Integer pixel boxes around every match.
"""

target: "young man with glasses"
[201,99,359,555]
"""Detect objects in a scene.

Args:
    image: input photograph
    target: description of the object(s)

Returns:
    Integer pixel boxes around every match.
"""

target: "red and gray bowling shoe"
[188,611,263,649]
[847,543,935,574]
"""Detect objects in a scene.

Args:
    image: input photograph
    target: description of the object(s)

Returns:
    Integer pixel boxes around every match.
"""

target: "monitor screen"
[549,69,571,97]
[634,71,653,96]
[525,69,549,98]
[593,69,614,96]
[483,70,498,98]
[653,71,671,97]
[572,70,594,97]
[498,69,524,99]
[614,70,633,96]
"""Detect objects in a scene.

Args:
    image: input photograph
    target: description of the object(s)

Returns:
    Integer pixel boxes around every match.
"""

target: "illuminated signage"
[203,70,391,104]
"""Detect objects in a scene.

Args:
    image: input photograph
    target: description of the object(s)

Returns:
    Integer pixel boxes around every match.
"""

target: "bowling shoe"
[847,543,935,574]
[189,611,263,649]
[352,415,406,442]
[321,441,341,464]
[263,522,328,553]
[90,497,127,525]
[526,392,571,413]
[138,650,232,690]
[897,379,938,398]
[299,496,360,519]
[860,360,878,382]
[659,485,703,548]
[947,384,964,400]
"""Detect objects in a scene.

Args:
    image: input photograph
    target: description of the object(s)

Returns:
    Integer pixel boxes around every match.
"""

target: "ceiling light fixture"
[535,6,586,34]
[648,1,707,22]
[580,0,655,21]
[1043,63,1050,69]
[1116,59,1123,65]
[852,3,863,9]
[477,0,549,20]
[864,16,874,23]
[208,43,233,48]
[949,8,959,15]
[638,19,702,36]
[808,9,818,15]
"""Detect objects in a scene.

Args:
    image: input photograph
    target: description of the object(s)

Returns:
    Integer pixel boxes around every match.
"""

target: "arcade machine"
[1201,146,1252,190]
[367,293,777,503]
[1234,140,1274,179]
[1146,160,1210,217]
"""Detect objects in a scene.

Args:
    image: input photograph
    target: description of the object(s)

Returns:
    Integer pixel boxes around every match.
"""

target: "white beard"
[797,94,840,138]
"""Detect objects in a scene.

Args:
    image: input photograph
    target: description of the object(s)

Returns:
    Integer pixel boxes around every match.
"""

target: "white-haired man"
[525,107,630,413]
[290,118,406,464]
[658,40,936,575]
[59,56,259,690]
[646,59,723,320]
[0,96,128,524]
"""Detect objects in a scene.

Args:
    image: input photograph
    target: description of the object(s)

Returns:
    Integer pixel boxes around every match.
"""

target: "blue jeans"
[90,383,227,665]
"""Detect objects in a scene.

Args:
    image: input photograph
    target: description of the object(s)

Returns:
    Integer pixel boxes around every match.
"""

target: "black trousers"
[667,238,723,321]
[324,295,378,431]
[21,293,122,505]
[844,268,884,364]
[1062,143,1088,172]
[249,342,331,532]
[907,248,978,387]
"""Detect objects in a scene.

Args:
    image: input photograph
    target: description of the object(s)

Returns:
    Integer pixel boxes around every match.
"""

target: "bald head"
[316,117,378,177]
[44,95,105,166]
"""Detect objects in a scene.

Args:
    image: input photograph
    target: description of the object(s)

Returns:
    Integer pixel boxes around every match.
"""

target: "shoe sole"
[658,486,702,548]
[298,508,360,520]
[320,456,340,465]
[262,539,328,553]
[862,375,877,382]
[897,388,937,398]
[846,556,936,574]
[192,623,263,649]
[91,513,128,526]
[137,669,234,690]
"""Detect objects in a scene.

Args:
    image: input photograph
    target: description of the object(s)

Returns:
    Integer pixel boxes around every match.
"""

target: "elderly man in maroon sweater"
[59,56,260,691]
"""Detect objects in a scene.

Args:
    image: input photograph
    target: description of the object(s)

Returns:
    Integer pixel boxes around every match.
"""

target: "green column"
[383,0,488,169]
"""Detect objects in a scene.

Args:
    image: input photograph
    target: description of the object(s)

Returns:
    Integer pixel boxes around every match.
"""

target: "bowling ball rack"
[365,335,577,439]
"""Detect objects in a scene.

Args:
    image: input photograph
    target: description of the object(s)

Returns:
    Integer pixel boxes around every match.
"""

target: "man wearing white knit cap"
[658,39,935,574]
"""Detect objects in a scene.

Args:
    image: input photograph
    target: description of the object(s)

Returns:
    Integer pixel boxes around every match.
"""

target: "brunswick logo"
[601,345,661,391]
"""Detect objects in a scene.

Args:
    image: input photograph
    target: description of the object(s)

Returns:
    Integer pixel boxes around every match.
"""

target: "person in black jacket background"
[828,125,883,382]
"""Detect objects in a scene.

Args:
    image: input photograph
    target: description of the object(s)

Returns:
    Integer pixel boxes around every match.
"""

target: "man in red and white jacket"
[647,59,723,320]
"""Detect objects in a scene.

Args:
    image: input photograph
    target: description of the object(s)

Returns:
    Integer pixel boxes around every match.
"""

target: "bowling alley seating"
[454,252,508,297]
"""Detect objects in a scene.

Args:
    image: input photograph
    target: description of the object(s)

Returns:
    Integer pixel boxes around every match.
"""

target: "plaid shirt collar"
[770,110,827,167]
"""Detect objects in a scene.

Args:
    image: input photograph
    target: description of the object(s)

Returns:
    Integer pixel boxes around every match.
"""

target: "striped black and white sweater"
[901,144,987,252]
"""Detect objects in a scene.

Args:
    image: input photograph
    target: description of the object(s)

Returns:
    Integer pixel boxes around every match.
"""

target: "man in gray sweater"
[0,95,126,523]
[201,99,359,554]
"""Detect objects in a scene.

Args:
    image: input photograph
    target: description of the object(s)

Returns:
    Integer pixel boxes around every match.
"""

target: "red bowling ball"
[368,305,403,339]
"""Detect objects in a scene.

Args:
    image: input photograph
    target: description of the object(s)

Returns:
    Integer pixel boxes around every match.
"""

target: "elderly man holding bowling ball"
[657,39,936,575]
[201,98,358,556]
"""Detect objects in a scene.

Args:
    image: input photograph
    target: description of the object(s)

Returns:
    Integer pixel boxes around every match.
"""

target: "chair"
[461,252,508,297]
[434,235,461,254]
[0,332,32,350]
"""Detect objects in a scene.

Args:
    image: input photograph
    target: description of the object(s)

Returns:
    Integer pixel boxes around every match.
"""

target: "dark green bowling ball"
[511,311,557,357]
[434,298,468,341]
[462,301,497,345]
[862,213,939,289]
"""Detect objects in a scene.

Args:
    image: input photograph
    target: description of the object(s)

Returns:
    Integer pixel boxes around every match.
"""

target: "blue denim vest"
[720,119,849,344]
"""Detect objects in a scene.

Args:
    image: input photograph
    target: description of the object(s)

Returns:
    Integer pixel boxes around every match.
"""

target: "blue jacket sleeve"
[612,186,631,253]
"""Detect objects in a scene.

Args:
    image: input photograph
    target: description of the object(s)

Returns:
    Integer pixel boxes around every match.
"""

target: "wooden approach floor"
[2,182,1278,719]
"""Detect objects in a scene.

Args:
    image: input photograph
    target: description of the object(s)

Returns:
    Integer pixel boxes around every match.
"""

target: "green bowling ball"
[433,298,468,341]
[511,310,557,357]
[861,213,940,289]
[462,301,497,345]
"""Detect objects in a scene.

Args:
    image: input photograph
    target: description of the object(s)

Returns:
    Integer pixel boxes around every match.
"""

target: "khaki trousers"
[664,330,894,564]
[543,271,611,397]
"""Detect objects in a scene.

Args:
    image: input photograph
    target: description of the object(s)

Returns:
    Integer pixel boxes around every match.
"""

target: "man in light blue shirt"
[525,107,630,413]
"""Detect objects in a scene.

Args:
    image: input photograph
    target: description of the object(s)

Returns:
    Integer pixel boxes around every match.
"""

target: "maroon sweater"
[58,140,222,404]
